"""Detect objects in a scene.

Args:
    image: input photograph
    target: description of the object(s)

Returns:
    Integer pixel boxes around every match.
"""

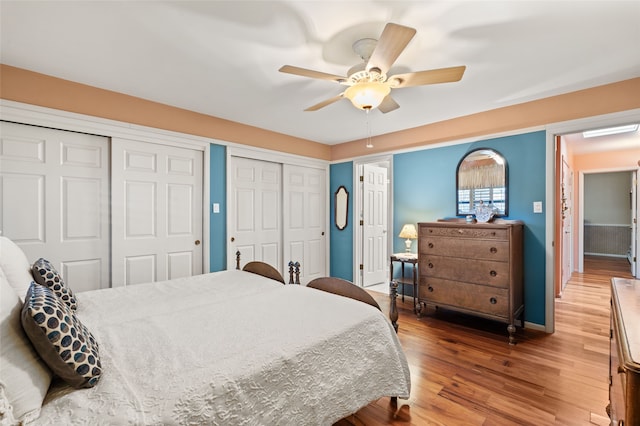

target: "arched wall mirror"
[334,185,349,230]
[456,148,508,217]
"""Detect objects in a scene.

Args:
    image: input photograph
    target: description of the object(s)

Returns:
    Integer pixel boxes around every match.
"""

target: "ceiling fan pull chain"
[365,107,373,149]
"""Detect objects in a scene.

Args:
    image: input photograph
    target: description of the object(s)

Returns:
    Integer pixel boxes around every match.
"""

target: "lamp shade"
[344,82,391,110]
[398,224,417,239]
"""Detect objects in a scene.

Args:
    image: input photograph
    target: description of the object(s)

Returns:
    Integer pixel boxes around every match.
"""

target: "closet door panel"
[0,121,110,291]
[283,164,326,284]
[112,138,203,286]
[228,157,282,271]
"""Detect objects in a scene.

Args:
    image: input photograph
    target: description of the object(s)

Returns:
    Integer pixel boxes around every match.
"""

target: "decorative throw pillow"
[21,282,101,389]
[31,258,78,310]
[0,269,52,423]
[0,236,35,302]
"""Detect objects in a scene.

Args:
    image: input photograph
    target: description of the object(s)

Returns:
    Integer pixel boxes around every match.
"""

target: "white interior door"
[631,169,638,277]
[228,157,282,271]
[111,138,203,286]
[362,164,388,287]
[0,121,110,292]
[283,164,326,284]
[561,158,573,289]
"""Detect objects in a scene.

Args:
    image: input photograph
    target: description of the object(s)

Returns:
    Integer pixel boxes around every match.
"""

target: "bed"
[0,236,411,425]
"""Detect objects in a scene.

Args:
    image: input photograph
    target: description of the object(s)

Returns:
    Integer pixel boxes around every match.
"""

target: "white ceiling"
[1,1,640,147]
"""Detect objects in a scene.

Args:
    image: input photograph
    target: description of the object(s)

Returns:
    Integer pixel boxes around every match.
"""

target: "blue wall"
[209,143,227,272]
[330,131,547,325]
[329,162,354,281]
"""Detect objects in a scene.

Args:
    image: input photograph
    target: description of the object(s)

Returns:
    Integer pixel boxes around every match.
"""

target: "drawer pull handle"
[490,297,497,304]
[490,270,497,277]
[428,286,434,292]
[428,263,434,269]
[491,232,496,236]
[458,229,464,234]
[490,247,497,254]
[428,242,434,248]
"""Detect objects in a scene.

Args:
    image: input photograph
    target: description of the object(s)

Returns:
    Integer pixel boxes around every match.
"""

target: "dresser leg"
[507,324,517,345]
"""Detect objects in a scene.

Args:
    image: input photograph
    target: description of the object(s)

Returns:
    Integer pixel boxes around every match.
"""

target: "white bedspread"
[31,270,411,425]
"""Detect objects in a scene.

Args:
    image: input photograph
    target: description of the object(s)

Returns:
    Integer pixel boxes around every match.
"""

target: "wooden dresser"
[417,220,524,344]
[609,277,640,426]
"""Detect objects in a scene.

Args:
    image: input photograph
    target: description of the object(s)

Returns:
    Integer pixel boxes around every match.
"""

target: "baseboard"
[524,321,546,332]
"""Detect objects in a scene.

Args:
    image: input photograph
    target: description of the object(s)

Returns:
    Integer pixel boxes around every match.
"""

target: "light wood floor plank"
[336,255,634,425]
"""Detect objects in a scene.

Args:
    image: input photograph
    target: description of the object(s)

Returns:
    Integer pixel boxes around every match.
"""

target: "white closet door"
[0,121,110,292]
[228,157,282,271]
[362,164,388,287]
[283,164,326,284]
[111,138,203,286]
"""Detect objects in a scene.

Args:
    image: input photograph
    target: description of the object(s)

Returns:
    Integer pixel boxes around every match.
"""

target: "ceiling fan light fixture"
[344,82,391,110]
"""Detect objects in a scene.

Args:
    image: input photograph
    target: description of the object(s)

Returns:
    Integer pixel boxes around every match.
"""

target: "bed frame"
[235,251,400,331]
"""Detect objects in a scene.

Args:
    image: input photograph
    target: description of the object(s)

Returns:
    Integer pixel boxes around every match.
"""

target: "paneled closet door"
[283,164,326,284]
[228,156,282,271]
[0,121,110,292]
[111,138,203,286]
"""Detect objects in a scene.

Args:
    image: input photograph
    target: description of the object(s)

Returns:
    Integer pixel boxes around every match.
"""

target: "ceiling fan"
[279,23,466,113]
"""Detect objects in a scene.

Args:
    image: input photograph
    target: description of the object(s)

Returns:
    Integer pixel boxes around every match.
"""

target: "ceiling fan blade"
[279,65,346,83]
[304,93,345,111]
[366,23,416,75]
[378,95,400,113]
[390,65,466,88]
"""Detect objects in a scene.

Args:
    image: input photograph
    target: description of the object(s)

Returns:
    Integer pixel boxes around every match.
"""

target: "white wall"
[584,171,632,225]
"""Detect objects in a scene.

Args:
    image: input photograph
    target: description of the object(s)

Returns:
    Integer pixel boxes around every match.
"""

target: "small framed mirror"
[335,186,349,230]
[456,148,508,216]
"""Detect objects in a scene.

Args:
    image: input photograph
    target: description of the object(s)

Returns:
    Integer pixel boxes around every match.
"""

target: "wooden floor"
[337,256,634,426]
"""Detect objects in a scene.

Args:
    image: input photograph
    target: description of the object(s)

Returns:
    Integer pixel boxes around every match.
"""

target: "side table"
[390,253,418,312]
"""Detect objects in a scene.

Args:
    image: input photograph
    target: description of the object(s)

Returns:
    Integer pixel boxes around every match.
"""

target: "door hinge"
[360,219,364,226]
[359,175,364,182]
[359,264,364,270]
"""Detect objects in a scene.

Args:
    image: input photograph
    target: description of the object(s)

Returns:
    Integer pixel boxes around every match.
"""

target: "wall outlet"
[533,201,543,213]
[212,203,220,213]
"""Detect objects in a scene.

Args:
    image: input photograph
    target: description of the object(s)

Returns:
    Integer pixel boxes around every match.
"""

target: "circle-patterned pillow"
[21,282,101,388]
[32,258,78,310]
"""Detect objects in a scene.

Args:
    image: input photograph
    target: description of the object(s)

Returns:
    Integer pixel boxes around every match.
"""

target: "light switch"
[533,201,543,213]
[212,203,220,213]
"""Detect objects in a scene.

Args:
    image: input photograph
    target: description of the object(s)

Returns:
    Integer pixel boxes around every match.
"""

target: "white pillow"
[0,267,52,423]
[0,236,34,301]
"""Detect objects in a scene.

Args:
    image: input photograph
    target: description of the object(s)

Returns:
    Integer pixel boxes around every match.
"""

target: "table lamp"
[399,224,418,252]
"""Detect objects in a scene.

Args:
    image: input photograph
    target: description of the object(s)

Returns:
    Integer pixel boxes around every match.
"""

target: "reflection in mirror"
[335,186,349,230]
[456,148,508,216]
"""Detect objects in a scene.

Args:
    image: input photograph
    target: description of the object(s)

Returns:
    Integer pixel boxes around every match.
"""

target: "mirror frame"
[334,185,349,230]
[456,148,508,217]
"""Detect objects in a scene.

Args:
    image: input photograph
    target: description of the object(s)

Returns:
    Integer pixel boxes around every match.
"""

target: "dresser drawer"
[419,277,510,318]
[419,255,510,288]
[420,236,510,262]
[420,225,508,240]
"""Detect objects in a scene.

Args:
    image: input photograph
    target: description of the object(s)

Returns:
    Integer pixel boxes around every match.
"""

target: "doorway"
[581,170,637,274]
[547,109,640,332]
[353,155,392,288]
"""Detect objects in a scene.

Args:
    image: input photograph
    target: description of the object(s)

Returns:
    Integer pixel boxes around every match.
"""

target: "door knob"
[231,237,235,242]
[195,240,201,246]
